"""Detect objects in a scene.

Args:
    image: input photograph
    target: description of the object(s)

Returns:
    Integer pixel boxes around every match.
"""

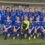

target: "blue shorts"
[31,29,34,34]
[23,30,28,34]
[37,29,42,33]
[8,28,13,34]
[17,30,21,34]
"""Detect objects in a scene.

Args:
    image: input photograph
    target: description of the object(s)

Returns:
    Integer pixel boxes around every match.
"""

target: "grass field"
[0,35,45,45]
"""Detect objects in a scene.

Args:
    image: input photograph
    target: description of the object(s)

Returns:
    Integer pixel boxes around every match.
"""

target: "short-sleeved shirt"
[4,20,12,28]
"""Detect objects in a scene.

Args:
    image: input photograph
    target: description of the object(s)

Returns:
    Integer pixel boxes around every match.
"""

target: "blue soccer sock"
[3,32,8,40]
[13,32,17,37]
[40,31,44,39]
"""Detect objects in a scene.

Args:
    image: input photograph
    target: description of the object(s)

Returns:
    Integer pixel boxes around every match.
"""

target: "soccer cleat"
[13,37,15,40]
[7,34,10,38]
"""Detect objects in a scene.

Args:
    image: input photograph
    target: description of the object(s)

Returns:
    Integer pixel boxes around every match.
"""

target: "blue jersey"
[41,21,45,28]
[34,12,40,21]
[28,12,34,18]
[16,10,23,16]
[40,12,45,21]
[0,14,2,24]
[14,21,21,29]
[1,10,5,16]
[11,10,17,22]
[4,20,12,28]
[16,10,23,21]
[5,10,11,16]
[11,10,16,16]
[33,21,41,28]
[1,15,6,24]
[0,10,6,24]
[29,22,34,29]
[23,12,28,17]
[42,13,45,17]
[0,10,1,14]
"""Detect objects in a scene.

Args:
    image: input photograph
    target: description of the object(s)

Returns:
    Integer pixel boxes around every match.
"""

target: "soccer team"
[0,5,45,40]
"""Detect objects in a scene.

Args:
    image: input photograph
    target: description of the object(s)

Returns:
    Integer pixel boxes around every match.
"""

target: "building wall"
[0,3,45,10]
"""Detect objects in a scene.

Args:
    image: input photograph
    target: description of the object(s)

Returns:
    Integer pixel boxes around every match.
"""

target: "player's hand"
[4,28,8,32]
[5,28,8,30]
[40,26,44,29]
[13,26,16,32]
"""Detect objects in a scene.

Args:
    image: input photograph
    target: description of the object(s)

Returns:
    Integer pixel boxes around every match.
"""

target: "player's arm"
[37,26,40,30]
[4,25,8,31]
[7,25,12,29]
[41,26,44,30]
[13,26,17,32]
[40,26,45,32]
[4,25,6,28]
[20,23,23,31]
[28,27,34,33]
[31,26,34,31]
[16,27,20,30]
